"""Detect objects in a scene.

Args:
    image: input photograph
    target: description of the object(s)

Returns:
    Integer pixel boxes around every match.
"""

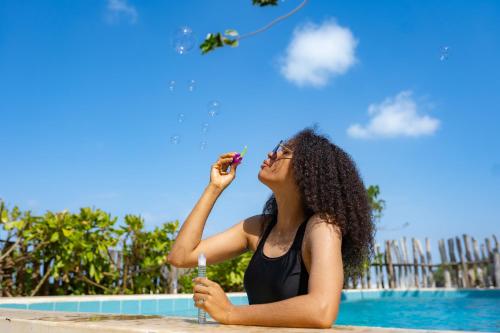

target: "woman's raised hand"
[210,152,240,191]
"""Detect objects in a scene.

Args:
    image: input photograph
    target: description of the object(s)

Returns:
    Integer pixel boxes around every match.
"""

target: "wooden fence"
[2,234,499,296]
[345,234,500,289]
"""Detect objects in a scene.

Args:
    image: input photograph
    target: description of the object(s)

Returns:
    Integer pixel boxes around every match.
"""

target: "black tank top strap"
[256,215,277,252]
[291,218,309,249]
[257,215,309,254]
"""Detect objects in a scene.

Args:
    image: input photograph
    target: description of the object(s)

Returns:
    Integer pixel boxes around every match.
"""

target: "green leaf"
[1,209,8,223]
[252,0,278,6]
[62,229,72,237]
[50,232,59,242]
[200,32,224,54]
[222,37,239,47]
[4,220,25,230]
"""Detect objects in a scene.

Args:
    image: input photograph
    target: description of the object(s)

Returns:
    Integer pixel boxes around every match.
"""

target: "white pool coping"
[0,308,488,333]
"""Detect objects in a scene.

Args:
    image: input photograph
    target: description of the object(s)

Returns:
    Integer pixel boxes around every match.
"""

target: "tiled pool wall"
[340,288,500,301]
[0,292,249,316]
[0,288,498,316]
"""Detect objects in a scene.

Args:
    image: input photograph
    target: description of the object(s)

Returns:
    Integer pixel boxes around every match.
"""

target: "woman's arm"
[167,183,223,265]
[229,214,343,329]
[167,152,239,265]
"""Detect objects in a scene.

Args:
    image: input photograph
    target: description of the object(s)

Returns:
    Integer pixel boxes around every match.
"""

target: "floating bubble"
[201,122,209,133]
[187,79,196,92]
[207,100,221,117]
[170,135,180,144]
[172,26,196,55]
[439,46,450,61]
[177,113,185,123]
[168,80,176,92]
[200,141,208,150]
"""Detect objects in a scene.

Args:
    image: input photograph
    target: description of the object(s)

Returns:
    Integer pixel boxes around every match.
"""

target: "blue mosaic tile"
[55,302,78,312]
[101,300,121,314]
[78,301,101,313]
[122,300,139,314]
[29,303,54,311]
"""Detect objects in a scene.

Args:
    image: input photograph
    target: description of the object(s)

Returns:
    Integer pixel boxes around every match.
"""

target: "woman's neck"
[273,186,306,235]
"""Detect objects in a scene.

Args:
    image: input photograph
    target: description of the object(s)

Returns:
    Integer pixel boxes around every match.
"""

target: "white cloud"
[347,91,440,139]
[106,0,138,24]
[280,19,358,87]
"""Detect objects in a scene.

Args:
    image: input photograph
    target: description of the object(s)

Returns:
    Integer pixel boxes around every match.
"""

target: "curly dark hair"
[260,126,375,276]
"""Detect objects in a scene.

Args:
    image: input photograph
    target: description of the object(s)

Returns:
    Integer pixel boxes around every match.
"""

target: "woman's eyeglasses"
[271,140,293,159]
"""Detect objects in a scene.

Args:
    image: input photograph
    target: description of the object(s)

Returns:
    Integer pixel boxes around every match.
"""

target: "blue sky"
[1,0,499,250]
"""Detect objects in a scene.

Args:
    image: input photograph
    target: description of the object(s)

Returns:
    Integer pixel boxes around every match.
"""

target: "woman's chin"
[257,169,268,183]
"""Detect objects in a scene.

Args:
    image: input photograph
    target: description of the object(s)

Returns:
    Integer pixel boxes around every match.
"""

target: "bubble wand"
[231,145,247,165]
[197,253,207,324]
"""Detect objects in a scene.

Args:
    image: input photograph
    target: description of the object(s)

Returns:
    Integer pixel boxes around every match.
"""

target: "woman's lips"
[261,161,269,168]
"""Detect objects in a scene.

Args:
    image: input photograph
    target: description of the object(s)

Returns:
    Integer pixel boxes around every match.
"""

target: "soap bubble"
[207,100,220,117]
[168,80,176,92]
[177,113,185,123]
[170,135,180,144]
[439,46,450,61]
[187,79,196,92]
[201,122,209,133]
[172,26,196,55]
[200,141,208,150]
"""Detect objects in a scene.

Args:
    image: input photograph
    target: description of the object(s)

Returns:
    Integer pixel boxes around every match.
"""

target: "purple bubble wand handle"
[231,146,247,165]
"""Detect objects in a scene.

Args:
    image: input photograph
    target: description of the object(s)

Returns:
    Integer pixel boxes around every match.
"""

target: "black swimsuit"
[243,216,309,304]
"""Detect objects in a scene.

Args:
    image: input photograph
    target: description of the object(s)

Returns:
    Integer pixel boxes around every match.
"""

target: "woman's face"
[258,140,295,189]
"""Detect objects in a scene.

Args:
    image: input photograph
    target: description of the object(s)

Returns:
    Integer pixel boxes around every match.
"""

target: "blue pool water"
[1,290,499,332]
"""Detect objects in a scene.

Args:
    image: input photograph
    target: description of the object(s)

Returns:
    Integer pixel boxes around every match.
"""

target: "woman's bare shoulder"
[243,214,273,252]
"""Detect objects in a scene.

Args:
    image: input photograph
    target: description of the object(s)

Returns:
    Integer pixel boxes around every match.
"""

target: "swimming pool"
[1,289,498,332]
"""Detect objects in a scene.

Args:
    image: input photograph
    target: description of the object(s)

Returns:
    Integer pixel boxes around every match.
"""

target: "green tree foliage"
[367,185,386,222]
[0,200,178,296]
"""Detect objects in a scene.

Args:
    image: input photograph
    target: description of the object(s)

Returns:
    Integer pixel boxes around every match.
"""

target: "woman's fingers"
[219,152,238,159]
[194,277,216,287]
[215,157,235,174]
[193,284,210,294]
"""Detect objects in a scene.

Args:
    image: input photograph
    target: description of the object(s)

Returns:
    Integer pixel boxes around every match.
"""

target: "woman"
[167,127,374,328]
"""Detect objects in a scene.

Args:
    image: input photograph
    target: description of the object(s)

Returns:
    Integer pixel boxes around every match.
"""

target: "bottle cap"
[198,252,206,266]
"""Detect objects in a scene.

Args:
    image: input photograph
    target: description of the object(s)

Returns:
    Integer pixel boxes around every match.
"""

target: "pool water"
[1,290,499,332]
[337,293,500,332]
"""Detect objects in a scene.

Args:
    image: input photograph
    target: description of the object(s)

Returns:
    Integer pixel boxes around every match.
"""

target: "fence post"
[385,240,395,288]
[401,237,411,287]
[494,253,500,287]
[375,244,383,289]
[438,239,452,288]
[366,261,371,289]
[480,243,491,287]
[455,236,470,288]
[462,234,476,287]
[412,238,419,288]
[416,239,427,288]
[472,236,484,287]
[448,238,458,287]
[171,266,178,294]
[391,240,402,288]
[425,238,435,287]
